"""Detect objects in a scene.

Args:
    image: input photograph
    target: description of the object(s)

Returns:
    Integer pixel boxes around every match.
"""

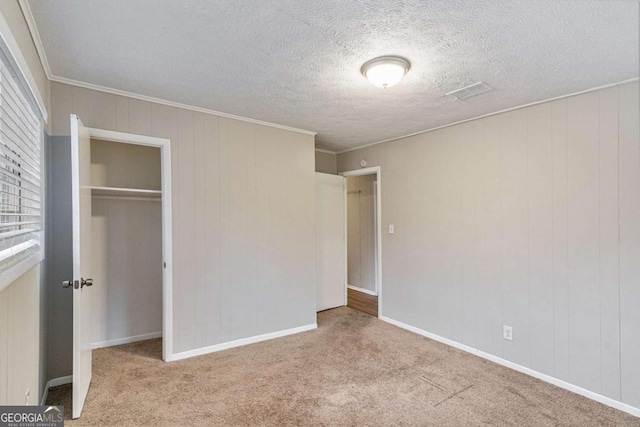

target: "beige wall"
[338,82,640,409]
[0,0,50,404]
[315,150,337,174]
[49,82,317,364]
[347,174,376,293]
[0,266,40,405]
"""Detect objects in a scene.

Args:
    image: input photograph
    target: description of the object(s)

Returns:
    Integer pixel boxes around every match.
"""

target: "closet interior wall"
[347,174,377,294]
[90,139,163,347]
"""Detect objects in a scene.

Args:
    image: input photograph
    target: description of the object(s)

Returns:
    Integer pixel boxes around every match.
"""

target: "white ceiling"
[27,0,639,152]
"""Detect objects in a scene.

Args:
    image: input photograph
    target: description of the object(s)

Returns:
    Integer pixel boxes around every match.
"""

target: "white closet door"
[316,173,346,311]
[70,114,94,419]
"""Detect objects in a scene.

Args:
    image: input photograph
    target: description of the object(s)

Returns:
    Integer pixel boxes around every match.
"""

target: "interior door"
[315,173,346,311]
[70,114,93,419]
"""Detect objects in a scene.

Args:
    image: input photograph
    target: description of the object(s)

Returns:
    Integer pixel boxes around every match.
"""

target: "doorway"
[84,127,173,362]
[68,117,174,419]
[89,138,163,355]
[340,167,381,318]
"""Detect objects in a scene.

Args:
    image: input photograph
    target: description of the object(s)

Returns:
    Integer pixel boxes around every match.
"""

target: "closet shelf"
[90,186,162,200]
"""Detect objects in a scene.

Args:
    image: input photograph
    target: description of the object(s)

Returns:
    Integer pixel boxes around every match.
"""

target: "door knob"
[62,279,93,289]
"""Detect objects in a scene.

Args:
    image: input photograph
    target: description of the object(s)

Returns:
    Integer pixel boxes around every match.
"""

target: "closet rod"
[92,195,161,202]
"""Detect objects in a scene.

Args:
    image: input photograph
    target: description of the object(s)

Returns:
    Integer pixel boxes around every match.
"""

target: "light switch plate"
[388,224,395,234]
[503,325,513,341]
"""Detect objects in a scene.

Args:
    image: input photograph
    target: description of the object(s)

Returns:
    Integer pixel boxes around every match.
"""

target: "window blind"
[0,55,42,271]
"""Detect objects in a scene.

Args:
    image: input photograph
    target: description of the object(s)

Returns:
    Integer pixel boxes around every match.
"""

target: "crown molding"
[50,75,317,136]
[336,77,640,155]
[315,148,336,154]
[21,1,637,151]
[18,0,51,79]
[20,1,316,137]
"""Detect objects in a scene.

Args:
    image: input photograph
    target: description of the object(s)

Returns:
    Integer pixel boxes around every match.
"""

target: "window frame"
[0,30,45,293]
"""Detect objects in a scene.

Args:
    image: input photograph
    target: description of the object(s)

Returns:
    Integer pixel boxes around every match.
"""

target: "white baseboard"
[347,284,377,296]
[92,331,162,349]
[169,323,317,362]
[379,315,640,419]
[40,375,73,405]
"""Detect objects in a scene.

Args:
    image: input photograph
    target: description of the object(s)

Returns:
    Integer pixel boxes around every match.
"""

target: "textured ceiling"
[28,0,639,152]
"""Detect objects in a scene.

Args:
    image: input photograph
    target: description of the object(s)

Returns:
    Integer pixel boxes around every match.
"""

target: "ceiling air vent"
[446,82,493,100]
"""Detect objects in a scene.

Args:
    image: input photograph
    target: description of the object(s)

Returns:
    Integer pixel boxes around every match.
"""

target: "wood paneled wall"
[91,198,163,345]
[49,82,316,356]
[0,266,40,404]
[337,82,640,408]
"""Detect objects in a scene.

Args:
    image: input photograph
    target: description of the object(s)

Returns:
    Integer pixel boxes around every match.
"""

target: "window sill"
[0,251,43,293]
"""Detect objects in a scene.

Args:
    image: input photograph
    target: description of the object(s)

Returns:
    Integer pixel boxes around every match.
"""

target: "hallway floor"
[347,287,378,317]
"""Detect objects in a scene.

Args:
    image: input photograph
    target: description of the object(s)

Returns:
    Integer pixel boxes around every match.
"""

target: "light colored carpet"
[47,307,639,426]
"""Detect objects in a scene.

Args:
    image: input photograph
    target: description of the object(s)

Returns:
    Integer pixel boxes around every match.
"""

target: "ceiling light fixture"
[361,56,411,88]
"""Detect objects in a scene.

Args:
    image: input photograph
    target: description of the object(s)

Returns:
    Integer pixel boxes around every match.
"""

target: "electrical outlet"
[25,388,30,405]
[503,325,513,341]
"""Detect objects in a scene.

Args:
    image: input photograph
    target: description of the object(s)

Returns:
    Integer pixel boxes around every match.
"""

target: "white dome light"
[361,56,411,88]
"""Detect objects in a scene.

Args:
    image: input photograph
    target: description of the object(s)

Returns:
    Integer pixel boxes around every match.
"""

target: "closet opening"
[340,167,382,318]
[84,128,173,362]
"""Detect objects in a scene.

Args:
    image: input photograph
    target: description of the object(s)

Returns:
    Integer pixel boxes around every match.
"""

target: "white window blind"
[0,56,42,272]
